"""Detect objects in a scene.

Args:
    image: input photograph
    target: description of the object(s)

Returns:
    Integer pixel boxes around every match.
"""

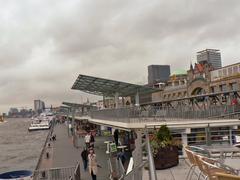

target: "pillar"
[132,130,143,180]
[122,97,125,107]
[71,107,77,147]
[135,91,140,107]
[103,96,106,109]
[229,127,233,146]
[181,129,189,157]
[205,124,211,146]
[115,92,119,108]
[67,108,70,137]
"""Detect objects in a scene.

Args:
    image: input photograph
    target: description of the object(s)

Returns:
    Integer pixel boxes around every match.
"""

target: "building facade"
[148,65,170,85]
[34,100,45,114]
[151,62,240,103]
[197,49,222,69]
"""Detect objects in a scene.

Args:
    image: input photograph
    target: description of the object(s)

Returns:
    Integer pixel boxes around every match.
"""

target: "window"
[228,67,233,76]
[218,70,222,77]
[184,91,187,97]
[219,85,223,91]
[223,69,227,77]
[211,87,214,93]
[222,84,227,92]
[232,83,239,91]
[233,65,238,74]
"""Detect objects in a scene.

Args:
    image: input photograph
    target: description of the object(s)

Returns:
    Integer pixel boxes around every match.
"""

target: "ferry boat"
[28,119,51,131]
[28,112,55,131]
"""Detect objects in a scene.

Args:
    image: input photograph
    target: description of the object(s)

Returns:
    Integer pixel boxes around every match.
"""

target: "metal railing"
[183,128,240,146]
[35,124,54,170]
[33,163,80,180]
[107,128,157,180]
[90,104,240,122]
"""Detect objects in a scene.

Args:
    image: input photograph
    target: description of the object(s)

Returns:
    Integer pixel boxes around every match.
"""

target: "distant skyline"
[1,0,240,112]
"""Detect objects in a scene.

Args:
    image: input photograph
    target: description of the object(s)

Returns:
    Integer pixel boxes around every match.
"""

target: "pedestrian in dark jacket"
[114,129,119,146]
[81,148,88,171]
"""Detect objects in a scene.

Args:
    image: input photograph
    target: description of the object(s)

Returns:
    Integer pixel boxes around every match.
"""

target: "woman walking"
[88,148,98,180]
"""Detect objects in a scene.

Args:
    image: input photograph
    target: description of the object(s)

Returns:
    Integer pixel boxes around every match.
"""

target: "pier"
[34,73,240,180]
[35,123,110,180]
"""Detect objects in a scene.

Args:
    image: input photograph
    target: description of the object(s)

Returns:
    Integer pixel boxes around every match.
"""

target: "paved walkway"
[51,123,110,180]
[143,159,204,180]
[37,123,211,180]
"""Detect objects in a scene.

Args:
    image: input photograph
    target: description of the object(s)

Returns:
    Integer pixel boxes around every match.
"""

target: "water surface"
[0,118,48,173]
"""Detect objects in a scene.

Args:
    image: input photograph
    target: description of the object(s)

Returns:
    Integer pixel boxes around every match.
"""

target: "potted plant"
[150,125,179,170]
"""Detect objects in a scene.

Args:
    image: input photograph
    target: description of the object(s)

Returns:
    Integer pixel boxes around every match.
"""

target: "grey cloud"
[1,0,240,112]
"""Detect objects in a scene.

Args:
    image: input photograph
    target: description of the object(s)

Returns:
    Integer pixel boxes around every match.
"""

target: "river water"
[0,118,48,173]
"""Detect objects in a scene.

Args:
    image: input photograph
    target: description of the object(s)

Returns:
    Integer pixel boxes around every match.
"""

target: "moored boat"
[0,170,32,180]
[28,120,51,131]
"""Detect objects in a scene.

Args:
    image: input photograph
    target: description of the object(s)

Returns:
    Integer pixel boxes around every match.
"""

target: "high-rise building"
[148,65,170,85]
[197,49,222,69]
[34,100,45,113]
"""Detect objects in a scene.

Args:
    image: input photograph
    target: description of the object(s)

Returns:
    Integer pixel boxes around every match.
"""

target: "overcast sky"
[1,0,240,112]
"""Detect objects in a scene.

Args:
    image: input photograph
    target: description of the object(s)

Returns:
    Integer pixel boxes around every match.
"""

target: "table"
[224,158,240,172]
[202,145,240,159]
[117,145,127,152]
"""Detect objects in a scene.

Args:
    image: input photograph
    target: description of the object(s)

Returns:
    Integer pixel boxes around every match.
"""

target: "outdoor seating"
[215,172,240,180]
[184,146,199,180]
[185,145,239,180]
[231,143,240,158]
[200,159,230,180]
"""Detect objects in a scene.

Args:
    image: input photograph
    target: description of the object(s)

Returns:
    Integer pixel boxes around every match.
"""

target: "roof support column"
[135,91,140,106]
[122,97,125,107]
[115,92,119,109]
[132,129,143,180]
[71,107,77,148]
[67,108,70,137]
[103,96,106,109]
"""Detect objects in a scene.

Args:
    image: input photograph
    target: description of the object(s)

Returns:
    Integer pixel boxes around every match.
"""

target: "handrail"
[145,127,157,180]
[90,104,240,121]
[35,124,54,170]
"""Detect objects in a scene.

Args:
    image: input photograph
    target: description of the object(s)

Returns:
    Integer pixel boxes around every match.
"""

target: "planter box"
[154,146,179,170]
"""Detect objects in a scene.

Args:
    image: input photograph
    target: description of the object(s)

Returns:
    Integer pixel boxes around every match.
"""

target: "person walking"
[85,133,91,148]
[114,129,119,146]
[81,148,88,171]
[90,132,95,148]
[88,148,98,180]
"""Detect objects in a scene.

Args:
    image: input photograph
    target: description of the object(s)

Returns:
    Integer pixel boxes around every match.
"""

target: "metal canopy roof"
[60,105,71,109]
[62,102,95,108]
[71,74,160,97]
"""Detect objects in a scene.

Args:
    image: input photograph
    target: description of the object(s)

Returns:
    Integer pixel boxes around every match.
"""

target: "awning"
[62,102,96,108]
[71,74,160,97]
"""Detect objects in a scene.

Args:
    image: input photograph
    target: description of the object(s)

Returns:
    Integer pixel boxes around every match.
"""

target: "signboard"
[110,143,117,153]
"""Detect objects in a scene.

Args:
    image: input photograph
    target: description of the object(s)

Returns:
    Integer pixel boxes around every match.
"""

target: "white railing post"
[145,127,157,180]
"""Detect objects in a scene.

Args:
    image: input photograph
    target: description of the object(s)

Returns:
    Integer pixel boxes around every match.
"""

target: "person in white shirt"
[85,133,91,148]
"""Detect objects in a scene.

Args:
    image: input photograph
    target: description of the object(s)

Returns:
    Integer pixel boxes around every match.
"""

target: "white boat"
[28,111,55,131]
[28,119,51,131]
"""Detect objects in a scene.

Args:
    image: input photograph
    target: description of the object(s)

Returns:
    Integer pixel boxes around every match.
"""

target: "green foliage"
[156,125,172,143]
[150,125,174,157]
